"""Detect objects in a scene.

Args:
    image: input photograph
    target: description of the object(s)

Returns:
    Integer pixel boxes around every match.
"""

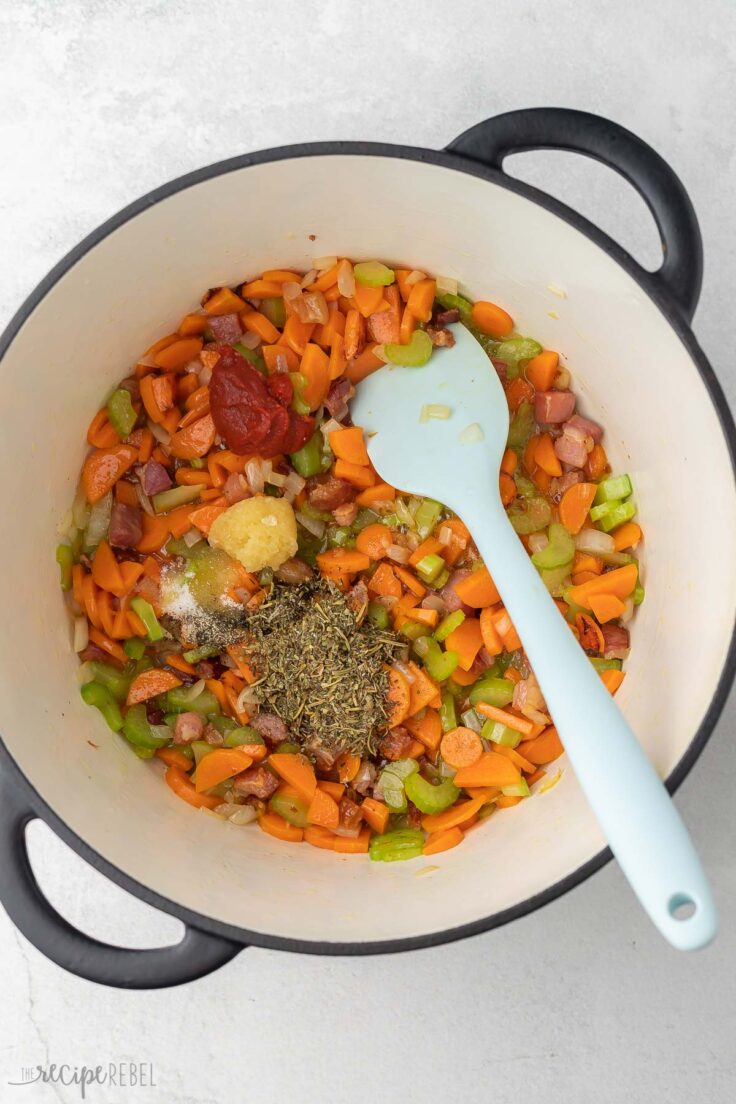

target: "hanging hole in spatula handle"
[446,107,703,322]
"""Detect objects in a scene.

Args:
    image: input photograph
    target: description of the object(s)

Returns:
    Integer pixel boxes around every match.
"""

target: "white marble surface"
[1,2,735,1102]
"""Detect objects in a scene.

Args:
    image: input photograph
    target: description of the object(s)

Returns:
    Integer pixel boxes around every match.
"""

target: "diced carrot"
[262,269,303,284]
[280,316,315,356]
[440,726,483,770]
[479,606,503,656]
[318,780,345,802]
[523,434,540,474]
[505,376,535,413]
[156,747,194,772]
[361,797,390,834]
[206,287,248,314]
[471,300,513,338]
[367,285,401,344]
[127,667,182,706]
[525,350,559,391]
[423,826,464,855]
[307,787,340,829]
[501,447,518,475]
[336,752,361,784]
[115,480,139,507]
[87,626,126,664]
[405,278,435,323]
[567,563,638,609]
[525,767,546,786]
[406,661,440,717]
[355,522,393,559]
[241,309,281,345]
[304,825,337,850]
[353,283,386,318]
[559,482,597,535]
[612,521,642,551]
[165,766,221,810]
[450,666,477,687]
[452,751,522,790]
[445,617,483,671]
[154,337,203,371]
[328,333,347,380]
[329,426,369,466]
[258,812,304,843]
[517,725,564,765]
[421,796,485,834]
[268,753,317,801]
[534,432,563,476]
[585,443,609,481]
[178,312,208,336]
[356,481,395,506]
[344,343,384,384]
[368,562,402,598]
[492,743,536,774]
[392,565,426,597]
[333,828,371,854]
[333,458,376,489]
[87,409,120,448]
[316,548,371,577]
[262,344,300,373]
[589,593,626,623]
[452,567,500,609]
[194,749,253,792]
[91,540,125,597]
[392,591,420,628]
[343,309,365,360]
[496,795,523,808]
[386,665,411,727]
[300,343,331,410]
[499,472,517,506]
[405,607,439,629]
[309,263,340,292]
[492,607,522,651]
[408,536,443,568]
[188,502,227,537]
[82,444,138,504]
[601,668,626,694]
[169,414,216,460]
[475,703,534,736]
[572,552,603,576]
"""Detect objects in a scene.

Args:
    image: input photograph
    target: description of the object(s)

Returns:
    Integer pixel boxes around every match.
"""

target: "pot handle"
[446,108,703,321]
[0,755,243,988]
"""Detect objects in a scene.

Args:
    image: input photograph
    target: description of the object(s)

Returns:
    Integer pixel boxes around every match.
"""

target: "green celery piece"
[260,297,286,328]
[208,715,239,735]
[434,290,473,323]
[300,502,332,523]
[508,496,552,535]
[328,525,355,548]
[416,553,445,584]
[121,703,169,749]
[296,528,324,568]
[413,637,458,682]
[440,689,458,733]
[501,778,531,798]
[269,790,310,827]
[434,609,465,643]
[414,499,442,539]
[55,544,73,590]
[589,657,623,672]
[191,740,215,765]
[353,508,380,530]
[161,687,221,716]
[384,330,433,367]
[106,388,138,439]
[86,661,132,702]
[189,458,206,469]
[598,500,636,533]
[404,773,460,815]
[468,677,515,709]
[133,746,155,759]
[367,600,390,630]
[153,484,204,514]
[514,472,536,498]
[481,719,522,748]
[123,638,146,660]
[378,759,419,812]
[275,741,300,754]
[434,568,450,590]
[166,536,206,559]
[494,337,543,380]
[80,682,124,732]
[460,708,483,733]
[506,402,535,448]
[399,620,430,641]
[130,597,164,642]
[594,474,632,505]
[290,430,323,478]
[182,644,221,663]
[233,341,267,375]
[531,523,575,570]
[224,726,264,748]
[369,828,425,862]
[633,583,645,606]
[540,564,572,597]
[354,261,395,287]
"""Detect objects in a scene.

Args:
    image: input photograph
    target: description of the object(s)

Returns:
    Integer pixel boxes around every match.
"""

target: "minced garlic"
[208,497,298,572]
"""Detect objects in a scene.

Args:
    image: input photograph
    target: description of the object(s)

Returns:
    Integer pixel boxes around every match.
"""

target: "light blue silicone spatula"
[351,322,717,949]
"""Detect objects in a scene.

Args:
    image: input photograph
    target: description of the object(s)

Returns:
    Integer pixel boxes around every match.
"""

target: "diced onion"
[266,470,287,488]
[528,533,548,554]
[574,528,615,555]
[239,329,261,350]
[73,616,89,653]
[57,509,75,541]
[148,420,171,446]
[394,499,415,529]
[176,679,206,703]
[620,597,635,624]
[436,275,458,295]
[373,344,390,363]
[197,362,213,386]
[300,269,318,289]
[392,660,415,684]
[372,594,398,609]
[273,353,290,374]
[404,531,421,552]
[387,543,411,564]
[406,269,425,286]
[554,367,571,389]
[421,593,446,612]
[313,255,337,271]
[438,759,456,778]
[135,483,155,517]
[539,768,563,793]
[297,512,325,538]
[320,417,344,438]
[282,281,302,302]
[77,661,94,685]
[183,527,201,548]
[458,422,484,445]
[245,458,271,494]
[283,471,306,500]
[302,290,329,324]
[337,259,355,297]
[236,685,258,713]
[419,403,451,423]
[438,525,452,547]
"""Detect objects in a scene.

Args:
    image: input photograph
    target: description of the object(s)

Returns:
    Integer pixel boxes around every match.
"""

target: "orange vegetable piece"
[262,269,302,284]
[353,283,386,318]
[452,751,522,790]
[589,593,626,623]
[258,812,304,843]
[404,708,442,753]
[333,458,376,489]
[268,753,317,802]
[423,826,464,855]
[441,726,483,770]
[88,627,127,665]
[525,350,559,391]
[126,667,182,706]
[205,287,247,314]
[307,787,340,829]
[355,522,393,560]
[501,447,518,475]
[408,536,443,568]
[445,617,484,671]
[567,563,638,609]
[601,668,626,694]
[333,828,371,854]
[316,548,371,577]
[399,304,416,344]
[392,565,426,598]
[91,540,125,597]
[386,665,411,727]
[343,308,365,360]
[344,343,384,384]
[336,752,361,784]
[367,285,401,344]
[471,300,513,338]
[368,562,402,598]
[361,797,390,834]
[300,342,331,410]
[475,703,535,736]
[559,482,597,535]
[178,312,209,336]
[304,825,337,850]
[262,344,300,374]
[406,278,436,323]
[492,607,522,651]
[499,472,517,506]
[404,607,439,629]
[356,482,395,507]
[169,414,216,460]
[452,567,500,609]
[318,780,345,802]
[517,725,564,766]
[87,409,119,448]
[188,502,227,537]
[156,747,194,772]
[154,337,203,371]
[194,749,253,792]
[505,377,534,414]
[329,426,369,466]
[534,432,563,476]
[280,316,314,356]
[82,444,138,504]
[140,374,175,423]
[585,443,609,481]
[421,796,486,834]
[492,743,536,774]
[612,521,642,551]
[241,309,280,345]
[407,661,440,717]
[328,333,347,380]
[495,795,523,808]
[165,766,221,810]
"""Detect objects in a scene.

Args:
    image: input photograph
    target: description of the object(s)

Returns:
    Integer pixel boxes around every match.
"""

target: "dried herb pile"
[243,579,402,756]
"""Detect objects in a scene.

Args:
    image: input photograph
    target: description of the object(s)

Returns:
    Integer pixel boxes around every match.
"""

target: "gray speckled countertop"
[1,2,735,1102]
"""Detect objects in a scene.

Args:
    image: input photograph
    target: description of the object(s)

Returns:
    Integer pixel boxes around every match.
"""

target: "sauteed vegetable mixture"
[57,259,643,860]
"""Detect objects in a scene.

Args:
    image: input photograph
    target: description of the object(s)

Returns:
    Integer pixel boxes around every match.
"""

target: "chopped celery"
[182,644,221,663]
[589,657,623,671]
[594,474,632,505]
[354,261,395,287]
[460,708,483,733]
[269,790,310,827]
[413,636,458,681]
[165,536,206,559]
[80,682,124,732]
[531,523,575,570]
[133,747,155,759]
[416,553,445,585]
[153,484,204,514]
[495,337,543,379]
[208,715,238,735]
[434,290,473,323]
[83,492,112,554]
[404,773,460,815]
[507,401,535,448]
[440,690,458,733]
[233,342,267,374]
[369,828,425,862]
[189,458,206,469]
[508,496,552,535]
[353,508,380,530]
[328,526,355,548]
[468,677,515,709]
[300,501,332,522]
[55,544,73,590]
[85,661,132,702]
[434,609,465,642]
[170,742,194,760]
[399,620,430,641]
[384,330,433,367]
[290,430,323,478]
[130,597,164,642]
[224,726,264,748]
[540,564,572,596]
[121,703,169,748]
[414,499,442,539]
[379,758,419,812]
[260,296,286,329]
[123,638,146,660]
[633,583,645,606]
[161,687,221,716]
[191,740,214,765]
[275,740,300,754]
[296,528,324,568]
[481,718,521,748]
[590,499,636,532]
[106,388,137,439]
[514,472,536,498]
[434,568,450,590]
[501,778,531,798]
[367,600,390,630]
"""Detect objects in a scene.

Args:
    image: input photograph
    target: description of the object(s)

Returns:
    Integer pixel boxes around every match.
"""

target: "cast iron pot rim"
[1,137,735,957]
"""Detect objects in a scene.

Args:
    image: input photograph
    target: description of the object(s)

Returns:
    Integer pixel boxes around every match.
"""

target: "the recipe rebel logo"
[8,1062,156,1098]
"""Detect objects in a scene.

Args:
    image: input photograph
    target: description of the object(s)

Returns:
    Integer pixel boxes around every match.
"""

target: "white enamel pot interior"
[1,129,735,960]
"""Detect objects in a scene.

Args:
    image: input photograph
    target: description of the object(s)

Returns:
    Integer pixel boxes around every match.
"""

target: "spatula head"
[350,323,509,516]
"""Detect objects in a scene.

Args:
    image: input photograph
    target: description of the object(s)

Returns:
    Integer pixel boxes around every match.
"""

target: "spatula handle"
[473,503,717,949]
